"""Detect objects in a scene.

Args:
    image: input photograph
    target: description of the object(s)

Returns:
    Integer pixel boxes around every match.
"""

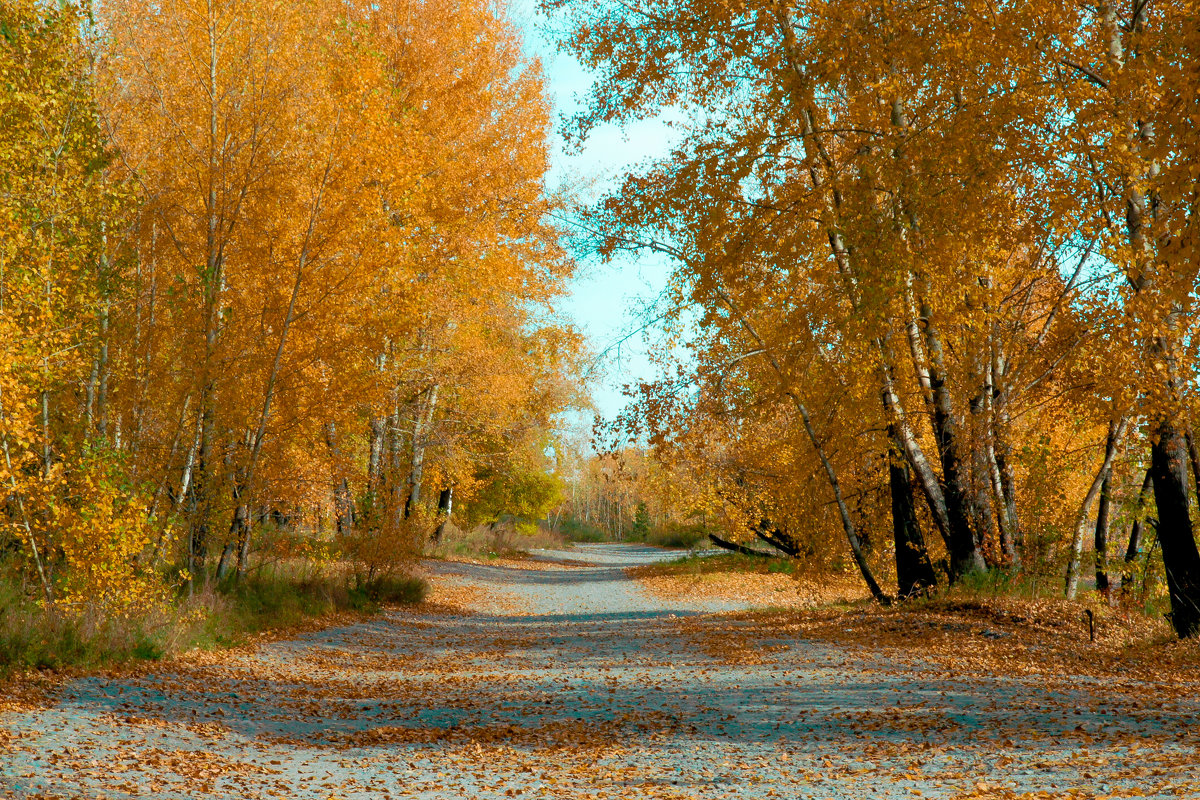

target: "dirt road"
[2,544,1197,799]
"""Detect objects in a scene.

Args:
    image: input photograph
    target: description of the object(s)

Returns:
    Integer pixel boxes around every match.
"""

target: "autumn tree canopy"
[547,0,1200,636]
[1,0,582,607]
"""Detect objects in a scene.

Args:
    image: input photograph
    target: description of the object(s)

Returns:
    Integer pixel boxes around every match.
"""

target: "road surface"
[2,544,1197,799]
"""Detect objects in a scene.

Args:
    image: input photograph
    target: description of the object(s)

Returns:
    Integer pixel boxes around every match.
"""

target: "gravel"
[2,543,1197,799]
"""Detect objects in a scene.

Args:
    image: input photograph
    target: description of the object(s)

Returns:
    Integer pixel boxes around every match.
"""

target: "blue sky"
[510,1,679,420]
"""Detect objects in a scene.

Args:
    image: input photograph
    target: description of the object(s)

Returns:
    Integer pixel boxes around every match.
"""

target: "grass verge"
[0,562,426,682]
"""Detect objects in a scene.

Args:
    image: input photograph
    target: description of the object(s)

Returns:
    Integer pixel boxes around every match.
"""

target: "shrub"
[557,518,610,543]
[640,522,709,549]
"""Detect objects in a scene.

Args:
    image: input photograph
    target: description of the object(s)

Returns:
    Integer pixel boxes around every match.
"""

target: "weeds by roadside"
[0,559,426,681]
[427,519,567,562]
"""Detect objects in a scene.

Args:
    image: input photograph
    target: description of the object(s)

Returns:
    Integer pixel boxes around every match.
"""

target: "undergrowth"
[558,519,711,549]
[427,518,567,560]
[632,523,710,549]
[0,559,426,680]
[634,551,1177,639]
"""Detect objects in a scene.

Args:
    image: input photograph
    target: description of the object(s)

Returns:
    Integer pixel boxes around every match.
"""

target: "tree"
[547,0,1200,632]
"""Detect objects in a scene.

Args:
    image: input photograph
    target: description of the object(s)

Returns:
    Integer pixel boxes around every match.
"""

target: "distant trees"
[548,0,1200,636]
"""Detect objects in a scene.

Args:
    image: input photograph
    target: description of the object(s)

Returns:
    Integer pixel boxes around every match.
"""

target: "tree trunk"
[0,385,52,603]
[708,533,774,557]
[919,299,986,580]
[404,384,439,519]
[707,283,889,604]
[96,296,110,440]
[1098,0,1200,635]
[889,426,937,598]
[432,485,454,542]
[969,388,1000,566]
[991,364,1023,564]
[368,416,384,487]
[1095,469,1113,595]
[231,480,251,578]
[878,358,953,553]
[1066,417,1127,599]
[1149,419,1200,637]
[325,423,355,535]
[1186,433,1200,503]
[231,156,331,581]
[1122,469,1154,593]
[188,404,214,581]
[387,402,406,529]
[215,542,235,581]
[753,519,801,557]
[796,400,890,605]
[333,478,354,535]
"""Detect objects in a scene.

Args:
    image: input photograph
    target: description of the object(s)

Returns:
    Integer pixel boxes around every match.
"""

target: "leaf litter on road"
[2,545,1197,800]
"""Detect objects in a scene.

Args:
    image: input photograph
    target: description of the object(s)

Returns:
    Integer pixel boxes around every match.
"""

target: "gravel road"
[2,543,1197,799]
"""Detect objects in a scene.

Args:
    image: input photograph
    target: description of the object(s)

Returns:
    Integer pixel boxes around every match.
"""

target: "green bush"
[640,522,708,549]
[558,518,610,543]
[351,575,429,609]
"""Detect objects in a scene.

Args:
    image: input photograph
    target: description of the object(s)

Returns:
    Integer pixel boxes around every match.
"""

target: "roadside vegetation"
[428,519,568,562]
[0,554,426,680]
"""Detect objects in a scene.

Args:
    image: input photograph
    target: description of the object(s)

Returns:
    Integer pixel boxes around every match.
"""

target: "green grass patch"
[0,581,171,675]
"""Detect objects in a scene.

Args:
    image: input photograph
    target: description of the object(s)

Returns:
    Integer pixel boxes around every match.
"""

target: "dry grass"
[0,558,427,686]
[628,552,870,609]
[633,551,1198,680]
[427,519,567,563]
[676,590,1198,685]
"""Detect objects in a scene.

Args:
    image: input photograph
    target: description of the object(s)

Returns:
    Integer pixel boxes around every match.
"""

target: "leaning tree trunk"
[232,154,331,581]
[708,533,774,557]
[888,425,937,598]
[793,97,950,574]
[878,355,954,553]
[796,400,890,605]
[754,518,802,556]
[1149,419,1200,637]
[712,283,890,604]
